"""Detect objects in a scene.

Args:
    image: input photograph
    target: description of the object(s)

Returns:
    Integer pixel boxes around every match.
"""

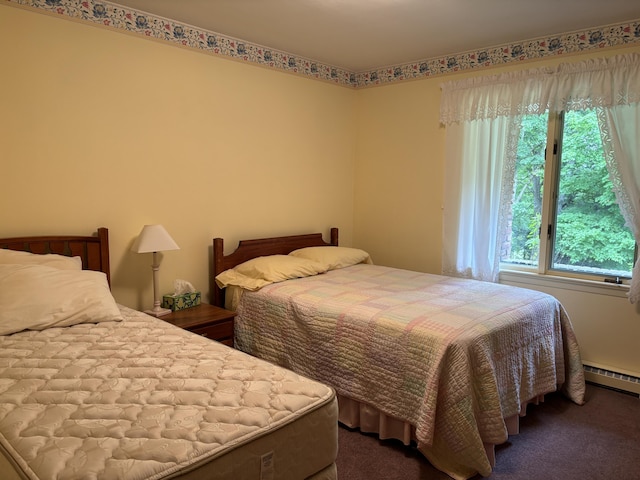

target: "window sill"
[499,269,630,298]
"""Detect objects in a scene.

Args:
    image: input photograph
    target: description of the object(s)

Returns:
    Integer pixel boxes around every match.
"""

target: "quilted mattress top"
[0,306,335,480]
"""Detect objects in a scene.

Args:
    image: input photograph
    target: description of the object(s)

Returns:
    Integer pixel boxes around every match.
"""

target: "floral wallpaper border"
[6,0,640,88]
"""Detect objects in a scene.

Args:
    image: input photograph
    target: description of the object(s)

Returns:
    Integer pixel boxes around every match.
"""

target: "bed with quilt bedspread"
[0,229,338,480]
[213,229,586,480]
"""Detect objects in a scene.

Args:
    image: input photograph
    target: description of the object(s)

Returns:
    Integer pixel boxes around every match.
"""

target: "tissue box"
[162,292,201,311]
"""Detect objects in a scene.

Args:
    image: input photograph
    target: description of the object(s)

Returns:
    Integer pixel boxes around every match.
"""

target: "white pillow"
[0,264,123,336]
[289,246,372,270]
[0,248,82,270]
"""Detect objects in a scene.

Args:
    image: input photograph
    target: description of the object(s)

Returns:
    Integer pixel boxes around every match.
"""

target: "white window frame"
[500,110,634,291]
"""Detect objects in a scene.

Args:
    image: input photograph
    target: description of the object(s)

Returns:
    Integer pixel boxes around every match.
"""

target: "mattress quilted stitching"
[0,306,334,480]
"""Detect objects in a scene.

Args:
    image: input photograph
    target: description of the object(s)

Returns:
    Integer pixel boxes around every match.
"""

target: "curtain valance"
[440,54,640,125]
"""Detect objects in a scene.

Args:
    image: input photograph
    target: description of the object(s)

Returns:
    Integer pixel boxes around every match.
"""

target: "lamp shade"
[131,225,180,253]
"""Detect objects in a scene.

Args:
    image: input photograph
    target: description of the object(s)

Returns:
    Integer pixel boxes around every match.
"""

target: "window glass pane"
[551,109,635,277]
[501,113,547,268]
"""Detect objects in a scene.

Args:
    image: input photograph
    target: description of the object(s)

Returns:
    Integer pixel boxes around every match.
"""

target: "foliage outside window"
[501,109,635,279]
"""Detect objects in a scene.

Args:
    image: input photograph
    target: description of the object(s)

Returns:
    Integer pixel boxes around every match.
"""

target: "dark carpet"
[335,383,640,479]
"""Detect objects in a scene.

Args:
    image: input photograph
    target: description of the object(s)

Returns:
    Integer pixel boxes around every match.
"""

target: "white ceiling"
[110,0,640,72]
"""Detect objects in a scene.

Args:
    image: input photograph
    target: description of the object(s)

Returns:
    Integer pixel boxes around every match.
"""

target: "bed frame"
[0,227,341,480]
[0,227,111,284]
[212,228,339,307]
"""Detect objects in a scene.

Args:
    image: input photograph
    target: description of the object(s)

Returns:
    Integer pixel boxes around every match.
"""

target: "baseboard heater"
[583,364,640,397]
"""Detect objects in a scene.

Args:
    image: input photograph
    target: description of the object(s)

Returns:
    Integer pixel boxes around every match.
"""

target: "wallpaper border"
[5,0,640,88]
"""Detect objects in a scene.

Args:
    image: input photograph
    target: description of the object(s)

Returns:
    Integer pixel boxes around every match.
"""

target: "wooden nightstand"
[162,303,236,347]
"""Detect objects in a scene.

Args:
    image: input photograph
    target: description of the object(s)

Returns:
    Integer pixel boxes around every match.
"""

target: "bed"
[0,228,338,480]
[212,228,586,480]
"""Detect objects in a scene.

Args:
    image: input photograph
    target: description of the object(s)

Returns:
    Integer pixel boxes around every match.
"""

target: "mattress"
[232,264,585,479]
[0,306,338,480]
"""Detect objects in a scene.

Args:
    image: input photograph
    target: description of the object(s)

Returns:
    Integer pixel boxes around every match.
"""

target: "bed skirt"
[337,393,545,475]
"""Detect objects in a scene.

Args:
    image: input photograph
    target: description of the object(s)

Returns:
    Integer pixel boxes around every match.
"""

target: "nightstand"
[162,303,236,347]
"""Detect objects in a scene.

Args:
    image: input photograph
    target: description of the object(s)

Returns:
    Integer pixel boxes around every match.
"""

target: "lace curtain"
[440,54,640,124]
[440,54,640,300]
[442,116,521,282]
[597,105,640,302]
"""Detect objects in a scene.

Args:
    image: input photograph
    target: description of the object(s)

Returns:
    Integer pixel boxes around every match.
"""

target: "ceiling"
[110,0,640,72]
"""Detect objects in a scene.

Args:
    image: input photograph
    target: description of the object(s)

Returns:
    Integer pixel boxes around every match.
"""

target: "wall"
[353,79,444,274]
[0,4,357,309]
[352,46,640,382]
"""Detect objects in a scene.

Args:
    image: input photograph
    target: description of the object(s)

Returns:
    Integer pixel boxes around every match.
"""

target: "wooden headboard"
[212,228,339,307]
[0,228,111,285]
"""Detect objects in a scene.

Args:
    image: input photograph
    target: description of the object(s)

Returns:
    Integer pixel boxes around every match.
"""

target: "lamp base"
[145,307,172,317]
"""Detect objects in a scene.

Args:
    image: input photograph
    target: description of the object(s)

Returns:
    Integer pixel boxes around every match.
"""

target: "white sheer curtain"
[442,116,521,281]
[441,67,549,282]
[598,105,640,302]
[440,54,640,296]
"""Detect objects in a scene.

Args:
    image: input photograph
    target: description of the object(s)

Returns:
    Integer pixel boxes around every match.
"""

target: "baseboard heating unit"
[583,364,640,397]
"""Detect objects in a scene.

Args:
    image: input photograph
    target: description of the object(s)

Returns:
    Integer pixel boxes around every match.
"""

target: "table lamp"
[131,224,180,317]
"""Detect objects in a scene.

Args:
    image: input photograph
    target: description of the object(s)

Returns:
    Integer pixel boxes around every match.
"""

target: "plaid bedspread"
[234,264,585,479]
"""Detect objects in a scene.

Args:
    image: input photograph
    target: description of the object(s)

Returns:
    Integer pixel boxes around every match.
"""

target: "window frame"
[500,110,635,286]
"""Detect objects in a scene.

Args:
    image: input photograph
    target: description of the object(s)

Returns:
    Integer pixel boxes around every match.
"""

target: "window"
[441,54,640,301]
[501,109,636,280]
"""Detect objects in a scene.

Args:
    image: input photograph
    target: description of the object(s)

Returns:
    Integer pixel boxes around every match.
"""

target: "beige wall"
[2,4,640,381]
[353,79,445,274]
[0,5,357,308]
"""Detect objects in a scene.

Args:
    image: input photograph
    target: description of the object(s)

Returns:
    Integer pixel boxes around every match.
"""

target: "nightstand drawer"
[161,304,236,347]
[190,320,234,342]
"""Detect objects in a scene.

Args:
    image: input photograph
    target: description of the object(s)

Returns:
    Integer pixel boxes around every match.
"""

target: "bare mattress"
[0,306,338,480]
